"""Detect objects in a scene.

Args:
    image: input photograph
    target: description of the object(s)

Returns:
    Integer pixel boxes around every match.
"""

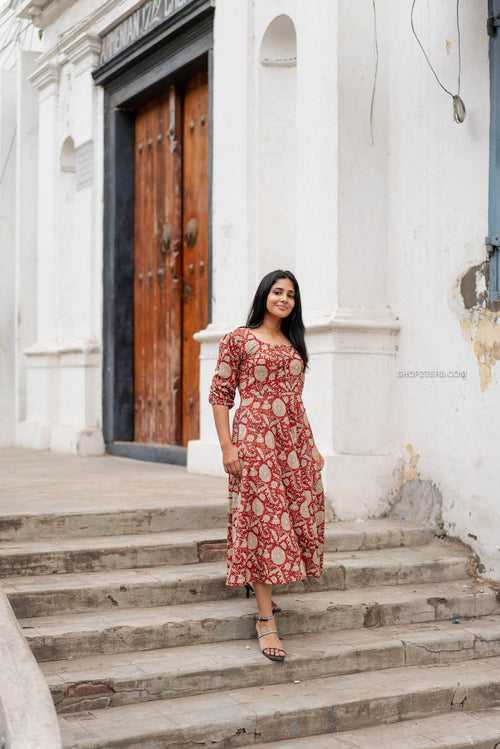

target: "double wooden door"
[133,70,209,446]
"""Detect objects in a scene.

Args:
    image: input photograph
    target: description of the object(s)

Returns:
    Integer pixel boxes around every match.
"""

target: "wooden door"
[133,69,209,447]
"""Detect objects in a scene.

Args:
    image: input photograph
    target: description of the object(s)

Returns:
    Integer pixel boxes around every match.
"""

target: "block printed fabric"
[208,326,325,587]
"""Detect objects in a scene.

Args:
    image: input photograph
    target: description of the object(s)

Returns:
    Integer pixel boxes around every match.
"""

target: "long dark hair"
[244,269,309,371]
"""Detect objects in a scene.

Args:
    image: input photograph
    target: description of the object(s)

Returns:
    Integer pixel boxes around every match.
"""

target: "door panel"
[160,86,183,445]
[133,68,209,448]
[182,70,209,445]
[134,88,183,444]
[133,104,149,442]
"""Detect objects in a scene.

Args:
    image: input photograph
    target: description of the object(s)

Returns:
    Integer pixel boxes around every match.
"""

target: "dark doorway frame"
[93,1,214,465]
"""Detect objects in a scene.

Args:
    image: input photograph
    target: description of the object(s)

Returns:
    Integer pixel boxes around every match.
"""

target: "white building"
[1,0,500,579]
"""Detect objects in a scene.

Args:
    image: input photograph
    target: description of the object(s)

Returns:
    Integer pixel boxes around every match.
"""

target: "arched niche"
[258,15,298,272]
[260,14,297,67]
[60,136,76,173]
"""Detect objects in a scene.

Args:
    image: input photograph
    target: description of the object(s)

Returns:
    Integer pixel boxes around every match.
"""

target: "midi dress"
[208,325,326,588]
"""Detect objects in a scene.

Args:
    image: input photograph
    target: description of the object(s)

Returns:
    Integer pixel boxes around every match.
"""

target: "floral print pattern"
[208,326,325,587]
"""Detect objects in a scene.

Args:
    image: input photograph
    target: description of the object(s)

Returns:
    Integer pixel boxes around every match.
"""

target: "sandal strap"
[255,614,274,622]
[257,629,278,638]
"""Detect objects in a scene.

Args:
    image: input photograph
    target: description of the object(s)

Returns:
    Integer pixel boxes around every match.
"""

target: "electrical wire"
[370,0,379,145]
[456,0,462,96]
[410,0,466,123]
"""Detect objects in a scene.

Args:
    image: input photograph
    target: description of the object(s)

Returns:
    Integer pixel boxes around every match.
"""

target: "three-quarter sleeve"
[208,330,242,409]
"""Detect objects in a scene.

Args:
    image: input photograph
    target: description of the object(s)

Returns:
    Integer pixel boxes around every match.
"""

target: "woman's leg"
[252,581,286,656]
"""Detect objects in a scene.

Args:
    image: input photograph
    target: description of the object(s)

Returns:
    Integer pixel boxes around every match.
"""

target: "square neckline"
[243,327,294,348]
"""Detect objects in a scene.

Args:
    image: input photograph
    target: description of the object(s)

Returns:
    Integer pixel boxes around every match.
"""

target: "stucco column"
[17,60,60,449]
[189,0,255,473]
[293,1,400,519]
[0,68,17,446]
[19,36,104,455]
[295,0,339,321]
[31,61,59,345]
[62,34,101,343]
[15,51,40,439]
[190,1,400,523]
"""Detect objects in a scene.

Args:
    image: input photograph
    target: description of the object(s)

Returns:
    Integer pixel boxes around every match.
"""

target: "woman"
[208,270,326,663]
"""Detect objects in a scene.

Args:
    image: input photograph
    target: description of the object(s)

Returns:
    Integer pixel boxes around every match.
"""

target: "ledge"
[24,338,101,356]
[193,313,401,344]
[23,339,101,368]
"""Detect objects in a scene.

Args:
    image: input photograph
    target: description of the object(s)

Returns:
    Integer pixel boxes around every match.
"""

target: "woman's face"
[266,277,296,320]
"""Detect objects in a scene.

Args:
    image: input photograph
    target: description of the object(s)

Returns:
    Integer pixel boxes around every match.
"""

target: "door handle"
[162,224,172,254]
[185,218,198,248]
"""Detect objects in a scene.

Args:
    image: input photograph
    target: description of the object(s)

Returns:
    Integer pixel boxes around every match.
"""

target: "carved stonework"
[63,34,101,71]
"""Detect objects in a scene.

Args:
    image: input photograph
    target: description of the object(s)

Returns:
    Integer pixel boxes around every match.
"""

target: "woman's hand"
[313,449,325,471]
[222,442,242,476]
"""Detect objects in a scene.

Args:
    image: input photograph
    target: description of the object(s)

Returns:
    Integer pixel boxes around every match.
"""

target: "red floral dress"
[208,326,325,587]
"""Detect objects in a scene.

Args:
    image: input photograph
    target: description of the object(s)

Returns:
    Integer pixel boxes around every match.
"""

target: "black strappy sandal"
[245,583,282,614]
[255,614,287,663]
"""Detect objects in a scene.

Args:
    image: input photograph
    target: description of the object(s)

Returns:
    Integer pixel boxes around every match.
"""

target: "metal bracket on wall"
[485,235,500,255]
[488,14,500,36]
[485,237,500,301]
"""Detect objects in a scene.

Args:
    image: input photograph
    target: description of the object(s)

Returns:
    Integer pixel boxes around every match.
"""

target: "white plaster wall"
[377,1,499,578]
[257,15,297,272]
[338,1,390,315]
[192,0,341,480]
[201,0,500,585]
[192,0,397,523]
[208,0,338,326]
[16,0,127,454]
[14,0,500,582]
[0,34,40,448]
[253,0,338,318]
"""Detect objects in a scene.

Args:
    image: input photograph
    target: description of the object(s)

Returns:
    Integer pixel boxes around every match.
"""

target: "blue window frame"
[488,0,500,300]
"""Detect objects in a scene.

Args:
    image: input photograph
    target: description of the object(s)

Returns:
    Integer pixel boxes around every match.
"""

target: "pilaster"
[19,39,104,455]
[189,0,401,523]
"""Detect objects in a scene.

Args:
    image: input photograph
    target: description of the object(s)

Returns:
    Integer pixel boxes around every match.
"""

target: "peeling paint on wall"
[382,444,444,531]
[461,313,500,392]
[397,443,420,486]
[459,261,500,391]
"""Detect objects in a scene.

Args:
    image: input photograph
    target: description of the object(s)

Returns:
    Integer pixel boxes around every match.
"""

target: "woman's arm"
[208,331,243,476]
[211,404,241,476]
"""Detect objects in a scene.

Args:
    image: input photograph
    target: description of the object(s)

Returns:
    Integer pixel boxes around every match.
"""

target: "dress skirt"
[208,326,326,587]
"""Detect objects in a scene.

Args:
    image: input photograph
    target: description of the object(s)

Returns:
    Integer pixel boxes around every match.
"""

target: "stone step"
[59,656,500,748]
[21,579,500,662]
[0,520,433,574]
[0,501,228,542]
[250,706,500,749]
[43,616,500,714]
[0,528,228,578]
[5,543,469,618]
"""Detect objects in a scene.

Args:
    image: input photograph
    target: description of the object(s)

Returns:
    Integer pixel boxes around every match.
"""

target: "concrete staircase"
[2,470,500,747]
